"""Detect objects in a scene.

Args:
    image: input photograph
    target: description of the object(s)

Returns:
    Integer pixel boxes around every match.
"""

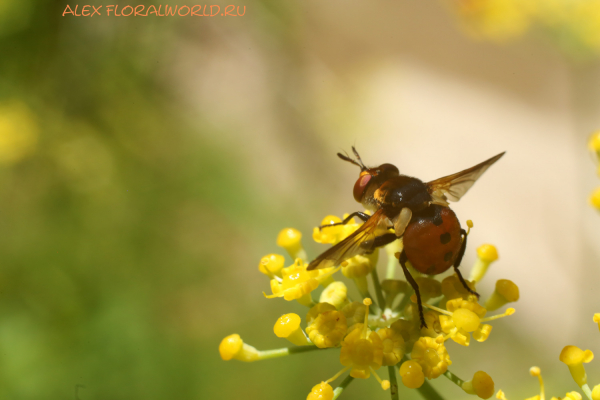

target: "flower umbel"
[221,214,517,399]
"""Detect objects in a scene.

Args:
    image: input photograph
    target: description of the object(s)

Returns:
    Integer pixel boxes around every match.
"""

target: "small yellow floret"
[381,380,390,390]
[218,334,259,362]
[313,215,343,244]
[339,327,384,378]
[560,346,594,387]
[342,302,367,327]
[591,384,600,400]
[265,259,339,304]
[411,337,451,379]
[258,254,285,277]
[462,371,494,399]
[559,346,594,366]
[274,313,311,346]
[320,281,349,309]
[306,310,347,348]
[594,313,600,332]
[591,188,600,211]
[477,244,498,262]
[307,381,334,400]
[342,254,375,279]
[377,328,406,366]
[277,228,304,258]
[307,303,337,324]
[453,308,481,332]
[274,313,301,337]
[485,279,519,311]
[399,360,424,389]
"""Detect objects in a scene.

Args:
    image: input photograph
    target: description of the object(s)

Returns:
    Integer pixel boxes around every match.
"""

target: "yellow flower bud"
[485,279,519,311]
[277,228,305,259]
[274,313,311,346]
[218,334,259,362]
[399,360,424,389]
[258,254,285,277]
[594,314,600,331]
[591,188,600,211]
[559,346,594,387]
[320,281,349,310]
[462,371,495,399]
[470,244,498,282]
[307,382,334,400]
[477,244,498,262]
[591,384,600,400]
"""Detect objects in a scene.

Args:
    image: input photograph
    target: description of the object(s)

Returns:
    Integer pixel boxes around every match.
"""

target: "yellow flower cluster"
[220,215,519,400]
[448,0,600,56]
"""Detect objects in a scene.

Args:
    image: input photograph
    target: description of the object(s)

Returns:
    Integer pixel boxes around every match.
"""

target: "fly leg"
[318,211,370,230]
[452,229,480,299]
[399,251,427,329]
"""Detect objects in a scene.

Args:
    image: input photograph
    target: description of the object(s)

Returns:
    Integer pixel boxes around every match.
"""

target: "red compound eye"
[353,173,372,202]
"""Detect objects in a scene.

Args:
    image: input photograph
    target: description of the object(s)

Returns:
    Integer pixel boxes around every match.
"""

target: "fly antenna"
[351,146,368,170]
[337,149,367,171]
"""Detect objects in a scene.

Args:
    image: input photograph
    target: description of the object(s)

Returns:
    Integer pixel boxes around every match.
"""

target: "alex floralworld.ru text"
[62,4,246,17]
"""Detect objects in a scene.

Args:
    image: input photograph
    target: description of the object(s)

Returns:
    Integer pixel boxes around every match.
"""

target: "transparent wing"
[307,209,390,271]
[426,152,505,202]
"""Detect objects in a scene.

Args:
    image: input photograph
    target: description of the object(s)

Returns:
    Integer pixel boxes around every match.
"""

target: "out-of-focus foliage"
[449,0,600,58]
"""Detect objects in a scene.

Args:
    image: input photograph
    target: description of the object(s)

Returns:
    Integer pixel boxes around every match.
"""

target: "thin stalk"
[258,345,328,360]
[332,375,354,399]
[388,366,399,400]
[371,267,386,311]
[442,369,465,388]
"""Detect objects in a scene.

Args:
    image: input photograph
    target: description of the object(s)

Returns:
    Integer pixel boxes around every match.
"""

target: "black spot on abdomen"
[440,232,451,244]
[444,251,453,262]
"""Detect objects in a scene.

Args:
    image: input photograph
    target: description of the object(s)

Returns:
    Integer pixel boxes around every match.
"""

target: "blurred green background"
[2,0,600,399]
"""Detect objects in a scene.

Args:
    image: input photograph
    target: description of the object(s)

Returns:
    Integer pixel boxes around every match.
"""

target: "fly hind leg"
[452,229,480,299]
[399,251,427,329]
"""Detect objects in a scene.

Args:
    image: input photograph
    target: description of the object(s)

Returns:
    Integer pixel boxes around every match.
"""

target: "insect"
[306,148,505,328]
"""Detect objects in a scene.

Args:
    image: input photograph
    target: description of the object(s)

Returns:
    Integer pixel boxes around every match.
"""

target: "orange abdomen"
[403,205,462,275]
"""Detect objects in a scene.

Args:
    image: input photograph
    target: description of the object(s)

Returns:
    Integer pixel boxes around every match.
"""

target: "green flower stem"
[416,379,446,400]
[442,369,465,388]
[371,267,386,311]
[257,345,326,360]
[332,375,354,399]
[388,366,399,400]
[581,383,593,400]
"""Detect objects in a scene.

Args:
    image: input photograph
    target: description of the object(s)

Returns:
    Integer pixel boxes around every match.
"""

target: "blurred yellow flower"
[0,101,38,164]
